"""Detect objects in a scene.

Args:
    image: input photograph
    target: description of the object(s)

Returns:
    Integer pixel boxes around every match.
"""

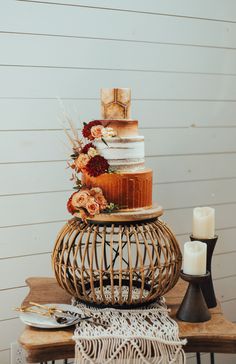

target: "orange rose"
[90,187,103,196]
[75,153,89,170]
[79,208,88,221]
[95,193,108,210]
[89,187,107,210]
[86,197,100,216]
[72,189,90,208]
[90,125,104,139]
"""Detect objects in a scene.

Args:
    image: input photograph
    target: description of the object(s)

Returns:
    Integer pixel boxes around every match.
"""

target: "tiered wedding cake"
[67,88,155,219]
[82,88,152,211]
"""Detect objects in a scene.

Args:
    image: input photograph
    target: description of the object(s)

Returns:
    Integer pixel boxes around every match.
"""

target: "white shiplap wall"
[0,1,236,363]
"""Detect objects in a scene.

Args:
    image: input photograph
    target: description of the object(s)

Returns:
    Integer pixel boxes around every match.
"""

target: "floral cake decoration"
[65,120,118,220]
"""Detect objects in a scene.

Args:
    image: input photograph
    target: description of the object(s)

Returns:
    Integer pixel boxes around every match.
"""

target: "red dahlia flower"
[85,155,109,177]
[82,120,102,140]
[81,142,96,154]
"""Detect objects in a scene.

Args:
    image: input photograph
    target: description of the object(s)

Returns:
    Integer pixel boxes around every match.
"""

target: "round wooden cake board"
[75,204,163,223]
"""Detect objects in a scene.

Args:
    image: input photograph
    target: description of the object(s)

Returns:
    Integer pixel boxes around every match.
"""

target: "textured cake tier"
[100,119,138,137]
[101,88,131,119]
[95,136,144,171]
[106,159,144,171]
[82,169,152,210]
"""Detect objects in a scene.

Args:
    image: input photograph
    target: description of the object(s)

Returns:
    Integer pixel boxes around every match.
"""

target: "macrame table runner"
[73,288,187,364]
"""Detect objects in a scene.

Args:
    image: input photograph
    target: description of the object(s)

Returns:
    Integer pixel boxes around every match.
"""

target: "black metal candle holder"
[177,271,211,323]
[190,234,218,308]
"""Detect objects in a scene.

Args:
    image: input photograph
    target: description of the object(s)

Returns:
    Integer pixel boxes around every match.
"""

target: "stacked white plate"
[19,303,84,329]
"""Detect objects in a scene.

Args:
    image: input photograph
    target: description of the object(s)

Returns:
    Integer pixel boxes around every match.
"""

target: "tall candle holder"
[177,271,211,323]
[190,234,218,308]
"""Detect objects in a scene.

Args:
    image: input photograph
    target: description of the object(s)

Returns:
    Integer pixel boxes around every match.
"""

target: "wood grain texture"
[0,254,53,290]
[1,99,236,130]
[2,1,236,48]
[0,319,24,351]
[2,68,236,100]
[0,222,63,258]
[25,0,236,23]
[0,287,28,320]
[0,349,10,364]
[18,277,236,363]
[2,33,236,75]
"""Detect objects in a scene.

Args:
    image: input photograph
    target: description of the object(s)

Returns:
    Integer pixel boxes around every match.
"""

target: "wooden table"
[19,277,236,363]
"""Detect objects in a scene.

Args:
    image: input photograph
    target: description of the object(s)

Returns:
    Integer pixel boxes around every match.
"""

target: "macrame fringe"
[74,337,186,364]
[72,293,186,364]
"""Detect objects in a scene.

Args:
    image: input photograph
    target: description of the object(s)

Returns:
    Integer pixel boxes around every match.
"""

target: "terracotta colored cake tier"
[82,169,153,210]
[99,119,138,137]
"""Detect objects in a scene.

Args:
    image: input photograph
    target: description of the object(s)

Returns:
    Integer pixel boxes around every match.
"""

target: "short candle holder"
[190,234,218,308]
[177,270,211,323]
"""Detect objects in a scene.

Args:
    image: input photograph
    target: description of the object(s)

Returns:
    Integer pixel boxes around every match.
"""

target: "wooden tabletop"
[19,277,236,363]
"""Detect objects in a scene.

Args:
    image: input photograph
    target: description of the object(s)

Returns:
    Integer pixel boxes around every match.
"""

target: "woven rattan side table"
[52,206,182,307]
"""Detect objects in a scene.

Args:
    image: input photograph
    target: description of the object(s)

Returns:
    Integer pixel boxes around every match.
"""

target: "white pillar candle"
[192,207,215,239]
[183,241,207,275]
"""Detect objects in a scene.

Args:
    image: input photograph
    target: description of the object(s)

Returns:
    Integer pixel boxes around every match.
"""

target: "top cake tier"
[101,88,131,119]
[100,88,138,137]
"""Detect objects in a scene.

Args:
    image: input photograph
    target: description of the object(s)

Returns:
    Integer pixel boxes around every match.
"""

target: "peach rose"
[94,193,108,210]
[72,189,90,208]
[87,147,98,158]
[86,197,100,216]
[79,208,88,221]
[101,127,117,138]
[90,187,103,196]
[75,153,89,170]
[91,125,104,139]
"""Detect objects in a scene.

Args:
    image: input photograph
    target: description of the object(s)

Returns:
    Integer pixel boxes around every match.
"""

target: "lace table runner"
[73,289,187,364]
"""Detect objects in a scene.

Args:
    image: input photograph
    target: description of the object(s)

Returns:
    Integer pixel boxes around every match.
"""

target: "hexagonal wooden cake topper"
[101,88,131,119]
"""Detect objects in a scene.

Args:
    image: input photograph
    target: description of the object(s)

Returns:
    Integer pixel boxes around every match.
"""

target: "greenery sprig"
[103,202,119,213]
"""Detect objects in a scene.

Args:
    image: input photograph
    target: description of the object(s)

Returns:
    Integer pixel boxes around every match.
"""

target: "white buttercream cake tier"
[95,136,145,171]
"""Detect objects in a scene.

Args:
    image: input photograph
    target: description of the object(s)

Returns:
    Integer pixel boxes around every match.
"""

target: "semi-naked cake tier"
[82,169,152,210]
[95,135,144,171]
